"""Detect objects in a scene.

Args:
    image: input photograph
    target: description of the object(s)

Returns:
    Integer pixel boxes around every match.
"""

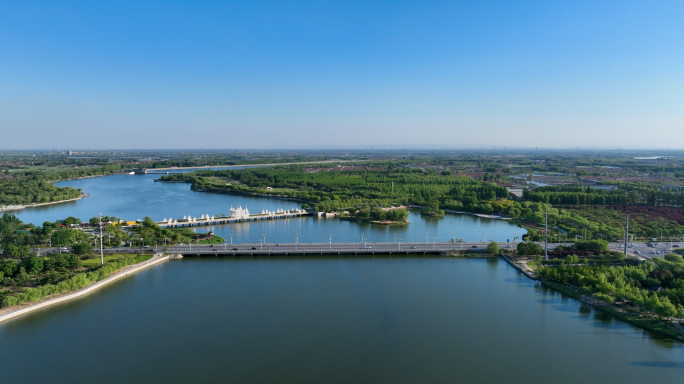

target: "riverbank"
[441,209,511,220]
[192,186,310,205]
[499,253,538,279]
[501,253,684,341]
[150,159,362,171]
[542,281,684,342]
[339,217,409,225]
[0,193,89,212]
[0,253,169,324]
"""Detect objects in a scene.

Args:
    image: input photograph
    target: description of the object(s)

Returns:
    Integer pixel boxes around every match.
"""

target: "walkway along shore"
[498,253,538,280]
[0,253,170,324]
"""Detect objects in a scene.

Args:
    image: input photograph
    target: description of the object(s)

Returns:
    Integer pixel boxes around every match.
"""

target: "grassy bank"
[542,281,684,342]
[1,254,152,308]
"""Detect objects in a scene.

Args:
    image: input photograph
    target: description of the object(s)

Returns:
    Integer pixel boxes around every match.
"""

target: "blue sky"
[1,0,683,149]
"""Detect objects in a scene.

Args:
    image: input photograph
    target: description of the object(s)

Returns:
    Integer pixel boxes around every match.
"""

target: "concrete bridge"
[30,241,646,258]
[134,242,507,256]
[155,210,310,228]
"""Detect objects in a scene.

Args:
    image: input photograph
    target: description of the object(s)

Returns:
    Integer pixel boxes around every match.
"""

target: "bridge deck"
[125,242,510,256]
[156,211,310,228]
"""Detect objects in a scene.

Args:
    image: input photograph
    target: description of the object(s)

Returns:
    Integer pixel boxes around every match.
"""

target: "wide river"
[1,172,683,383]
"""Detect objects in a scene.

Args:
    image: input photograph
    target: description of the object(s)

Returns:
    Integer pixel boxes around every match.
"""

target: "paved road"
[19,241,682,258]
[617,241,682,259]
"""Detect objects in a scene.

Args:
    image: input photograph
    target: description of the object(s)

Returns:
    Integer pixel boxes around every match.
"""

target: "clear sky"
[1,0,683,149]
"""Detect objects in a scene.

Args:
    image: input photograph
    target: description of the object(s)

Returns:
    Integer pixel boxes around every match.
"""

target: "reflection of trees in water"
[593,311,614,324]
[579,304,592,316]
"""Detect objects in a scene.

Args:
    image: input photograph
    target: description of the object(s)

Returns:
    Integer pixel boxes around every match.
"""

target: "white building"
[229,206,250,219]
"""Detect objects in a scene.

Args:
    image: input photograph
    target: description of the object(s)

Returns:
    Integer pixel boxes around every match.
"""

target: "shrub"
[517,242,543,256]
[486,241,500,255]
[575,240,609,253]
[594,293,614,304]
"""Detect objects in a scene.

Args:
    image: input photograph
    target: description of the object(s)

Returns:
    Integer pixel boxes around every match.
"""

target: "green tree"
[63,216,81,225]
[594,293,613,304]
[72,242,94,255]
[3,244,32,259]
[0,260,18,277]
[51,228,75,246]
[23,257,44,274]
[655,297,678,318]
[518,242,543,256]
[566,254,580,264]
[575,240,609,252]
[486,241,500,255]
[15,266,29,285]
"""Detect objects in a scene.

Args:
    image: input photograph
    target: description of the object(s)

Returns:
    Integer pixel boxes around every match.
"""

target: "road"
[24,241,678,258]
[15,241,680,258]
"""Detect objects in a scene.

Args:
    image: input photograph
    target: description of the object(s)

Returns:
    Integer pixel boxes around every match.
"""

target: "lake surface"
[15,173,525,243]
[1,257,683,384]
[4,173,684,382]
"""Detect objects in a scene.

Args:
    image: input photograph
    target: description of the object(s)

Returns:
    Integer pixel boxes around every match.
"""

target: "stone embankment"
[499,253,538,280]
[0,253,170,324]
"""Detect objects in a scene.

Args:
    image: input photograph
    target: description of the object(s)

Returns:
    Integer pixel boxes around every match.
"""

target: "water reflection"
[579,304,592,316]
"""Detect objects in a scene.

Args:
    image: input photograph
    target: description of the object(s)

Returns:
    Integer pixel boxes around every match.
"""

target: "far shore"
[0,193,89,213]
[149,159,363,171]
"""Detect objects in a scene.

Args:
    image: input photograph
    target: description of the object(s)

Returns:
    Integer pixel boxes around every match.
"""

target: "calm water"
[4,174,684,382]
[1,257,683,383]
[15,173,525,243]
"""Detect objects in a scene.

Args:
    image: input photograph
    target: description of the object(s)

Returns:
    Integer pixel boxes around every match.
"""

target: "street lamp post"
[425,232,428,244]
[575,235,582,242]
[433,237,435,249]
[394,233,397,244]
[296,233,299,250]
[260,239,263,251]
[99,213,104,266]
[453,232,456,243]
[263,233,266,244]
[329,233,332,250]
[398,238,401,251]
[230,234,233,245]
[361,233,364,244]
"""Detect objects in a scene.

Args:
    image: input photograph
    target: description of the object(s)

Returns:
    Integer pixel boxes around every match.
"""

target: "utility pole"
[544,210,548,261]
[624,214,629,256]
[99,213,104,265]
